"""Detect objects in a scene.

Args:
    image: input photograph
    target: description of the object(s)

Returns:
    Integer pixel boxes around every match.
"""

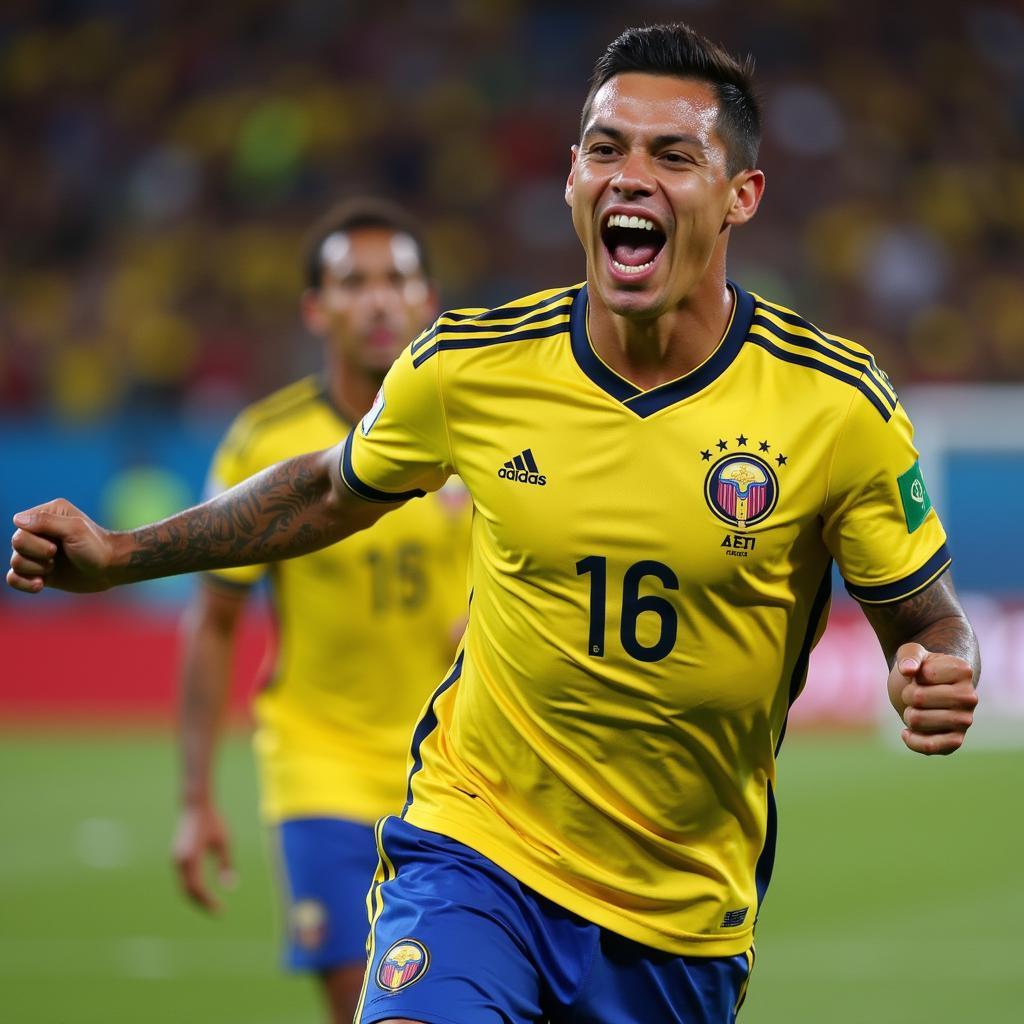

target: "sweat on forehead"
[582,74,721,141]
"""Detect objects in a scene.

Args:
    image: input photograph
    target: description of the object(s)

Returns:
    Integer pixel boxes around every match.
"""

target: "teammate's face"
[566,73,762,319]
[304,227,435,375]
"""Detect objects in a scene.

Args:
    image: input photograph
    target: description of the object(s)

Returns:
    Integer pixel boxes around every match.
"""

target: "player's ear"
[301,288,327,336]
[565,145,580,209]
[724,169,765,227]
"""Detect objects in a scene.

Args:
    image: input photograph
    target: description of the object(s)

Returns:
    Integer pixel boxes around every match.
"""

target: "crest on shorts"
[290,899,327,951]
[704,453,779,529]
[376,938,429,992]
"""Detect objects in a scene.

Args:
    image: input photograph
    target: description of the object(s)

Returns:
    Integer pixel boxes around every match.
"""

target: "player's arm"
[860,573,979,756]
[8,445,398,594]
[171,578,250,913]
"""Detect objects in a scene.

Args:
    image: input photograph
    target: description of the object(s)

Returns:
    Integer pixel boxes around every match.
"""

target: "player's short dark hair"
[304,197,431,290]
[581,23,761,177]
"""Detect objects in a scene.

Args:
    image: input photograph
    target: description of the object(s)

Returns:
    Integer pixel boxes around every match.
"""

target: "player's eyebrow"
[583,123,708,154]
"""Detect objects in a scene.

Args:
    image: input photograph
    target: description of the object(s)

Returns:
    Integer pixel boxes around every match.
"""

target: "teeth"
[606,213,657,231]
[611,258,655,274]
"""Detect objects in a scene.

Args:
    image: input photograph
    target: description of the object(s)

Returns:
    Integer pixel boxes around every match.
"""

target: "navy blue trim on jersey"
[339,431,427,503]
[402,651,465,813]
[746,333,893,422]
[411,321,572,369]
[569,285,640,401]
[569,282,755,417]
[411,288,578,359]
[409,311,481,355]
[754,562,832,918]
[774,563,834,756]
[844,543,951,604]
[756,304,899,404]
[750,314,898,413]
[753,305,899,406]
[411,291,577,355]
[754,782,777,911]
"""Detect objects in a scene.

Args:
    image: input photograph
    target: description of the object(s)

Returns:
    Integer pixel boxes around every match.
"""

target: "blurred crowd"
[2,0,1023,421]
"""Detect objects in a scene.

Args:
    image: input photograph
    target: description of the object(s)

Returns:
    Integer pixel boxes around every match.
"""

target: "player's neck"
[587,273,734,393]
[323,351,384,426]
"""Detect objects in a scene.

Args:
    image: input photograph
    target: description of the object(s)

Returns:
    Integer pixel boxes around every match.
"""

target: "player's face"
[305,227,435,376]
[566,73,761,319]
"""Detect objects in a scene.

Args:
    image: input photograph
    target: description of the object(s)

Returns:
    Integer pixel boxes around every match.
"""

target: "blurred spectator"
[1,0,1021,421]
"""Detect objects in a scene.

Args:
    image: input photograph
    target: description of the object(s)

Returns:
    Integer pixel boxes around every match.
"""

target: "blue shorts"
[357,817,753,1024]
[275,816,380,972]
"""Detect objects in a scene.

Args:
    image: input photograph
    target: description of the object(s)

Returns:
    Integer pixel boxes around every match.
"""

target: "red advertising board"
[2,597,1020,731]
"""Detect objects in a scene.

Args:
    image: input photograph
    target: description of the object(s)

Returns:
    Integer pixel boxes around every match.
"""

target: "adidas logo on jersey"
[497,448,547,486]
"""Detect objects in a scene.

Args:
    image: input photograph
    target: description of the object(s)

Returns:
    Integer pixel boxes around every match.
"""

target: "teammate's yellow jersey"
[207,375,471,825]
[343,283,950,957]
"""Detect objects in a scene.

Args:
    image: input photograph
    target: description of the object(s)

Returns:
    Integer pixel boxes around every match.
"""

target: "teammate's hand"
[172,802,236,913]
[887,642,977,755]
[8,499,117,594]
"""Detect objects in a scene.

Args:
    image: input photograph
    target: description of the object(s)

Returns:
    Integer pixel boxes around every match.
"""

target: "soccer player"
[9,23,979,1024]
[170,198,470,1023]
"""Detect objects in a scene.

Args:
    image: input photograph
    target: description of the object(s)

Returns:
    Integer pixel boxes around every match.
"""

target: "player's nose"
[611,151,656,197]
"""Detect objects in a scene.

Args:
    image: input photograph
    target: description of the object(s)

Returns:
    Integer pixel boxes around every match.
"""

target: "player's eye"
[589,143,618,157]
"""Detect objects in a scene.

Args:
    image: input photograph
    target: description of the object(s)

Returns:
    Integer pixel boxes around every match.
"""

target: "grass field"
[1,731,1021,1024]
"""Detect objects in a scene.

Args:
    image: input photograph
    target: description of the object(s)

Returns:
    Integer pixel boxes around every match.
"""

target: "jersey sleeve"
[341,337,454,502]
[203,415,268,589]
[823,388,950,604]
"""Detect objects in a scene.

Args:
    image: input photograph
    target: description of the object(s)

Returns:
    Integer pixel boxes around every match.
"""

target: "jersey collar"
[569,280,754,417]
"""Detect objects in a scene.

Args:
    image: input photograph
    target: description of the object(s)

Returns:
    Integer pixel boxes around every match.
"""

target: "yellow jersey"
[207,375,471,825]
[342,282,950,957]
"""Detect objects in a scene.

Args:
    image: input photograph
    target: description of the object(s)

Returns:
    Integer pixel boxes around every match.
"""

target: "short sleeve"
[203,416,268,588]
[823,388,950,604]
[341,339,454,502]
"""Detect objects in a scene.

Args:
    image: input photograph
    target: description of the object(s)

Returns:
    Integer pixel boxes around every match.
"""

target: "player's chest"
[453,390,833,583]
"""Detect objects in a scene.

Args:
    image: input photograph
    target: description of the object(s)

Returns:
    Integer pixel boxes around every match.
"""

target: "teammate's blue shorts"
[275,816,380,972]
[357,816,753,1024]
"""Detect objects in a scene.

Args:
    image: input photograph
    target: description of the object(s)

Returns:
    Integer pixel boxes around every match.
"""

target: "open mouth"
[600,213,667,277]
[365,326,400,349]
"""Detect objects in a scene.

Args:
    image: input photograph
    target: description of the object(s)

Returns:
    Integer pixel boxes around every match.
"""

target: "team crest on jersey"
[290,899,327,950]
[699,436,788,549]
[361,387,385,436]
[376,938,429,992]
[705,453,778,528]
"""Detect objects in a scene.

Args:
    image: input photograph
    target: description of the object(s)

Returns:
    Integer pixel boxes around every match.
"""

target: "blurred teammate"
[170,199,469,1023]
[10,23,979,1024]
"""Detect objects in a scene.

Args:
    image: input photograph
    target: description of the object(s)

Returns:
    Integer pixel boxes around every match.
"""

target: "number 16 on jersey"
[575,556,680,663]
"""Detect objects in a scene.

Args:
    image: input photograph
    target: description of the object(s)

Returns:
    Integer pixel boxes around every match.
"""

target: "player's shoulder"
[408,283,583,368]
[222,375,327,452]
[746,290,899,422]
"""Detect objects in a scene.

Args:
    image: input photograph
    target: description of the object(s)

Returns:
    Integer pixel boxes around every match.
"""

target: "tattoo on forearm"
[862,573,981,685]
[912,617,977,669]
[127,453,335,577]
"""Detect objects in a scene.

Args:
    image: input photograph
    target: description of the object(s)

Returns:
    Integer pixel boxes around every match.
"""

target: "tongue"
[612,241,659,267]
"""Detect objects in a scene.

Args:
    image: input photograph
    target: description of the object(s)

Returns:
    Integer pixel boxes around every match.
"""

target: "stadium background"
[1,1,1022,1021]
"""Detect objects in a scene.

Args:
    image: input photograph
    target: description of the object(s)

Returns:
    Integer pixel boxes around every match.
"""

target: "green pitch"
[1,731,1020,1023]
